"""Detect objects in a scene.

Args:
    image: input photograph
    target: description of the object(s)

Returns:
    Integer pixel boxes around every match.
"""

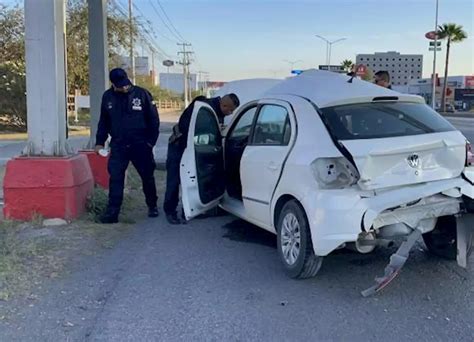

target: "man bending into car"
[163,94,240,224]
[374,70,392,89]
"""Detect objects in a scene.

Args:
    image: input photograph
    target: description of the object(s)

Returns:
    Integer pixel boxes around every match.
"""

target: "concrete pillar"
[86,0,109,148]
[24,0,68,156]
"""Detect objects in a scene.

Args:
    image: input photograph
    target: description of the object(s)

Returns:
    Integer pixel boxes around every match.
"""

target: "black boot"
[181,208,187,224]
[148,207,159,218]
[166,213,182,225]
[99,208,119,224]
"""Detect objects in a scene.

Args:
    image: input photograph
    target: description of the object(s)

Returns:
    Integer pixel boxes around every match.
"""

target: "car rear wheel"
[277,200,323,279]
[423,216,472,260]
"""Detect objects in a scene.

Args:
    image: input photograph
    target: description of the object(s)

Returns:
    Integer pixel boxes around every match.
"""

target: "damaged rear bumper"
[303,175,474,257]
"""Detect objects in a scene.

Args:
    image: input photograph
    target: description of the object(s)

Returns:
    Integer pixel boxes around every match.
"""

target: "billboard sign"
[465,76,474,88]
[425,31,439,40]
[355,64,368,77]
[318,65,345,73]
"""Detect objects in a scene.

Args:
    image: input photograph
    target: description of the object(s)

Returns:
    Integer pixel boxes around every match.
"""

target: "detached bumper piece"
[361,229,421,297]
[456,214,474,269]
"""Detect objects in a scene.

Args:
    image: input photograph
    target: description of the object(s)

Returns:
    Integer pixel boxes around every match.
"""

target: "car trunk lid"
[340,131,466,190]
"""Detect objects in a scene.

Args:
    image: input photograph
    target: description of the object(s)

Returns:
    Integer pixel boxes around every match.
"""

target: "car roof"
[264,69,425,108]
[213,78,282,107]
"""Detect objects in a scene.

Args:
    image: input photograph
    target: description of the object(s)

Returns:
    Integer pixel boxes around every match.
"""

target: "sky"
[6,0,474,81]
[138,0,474,81]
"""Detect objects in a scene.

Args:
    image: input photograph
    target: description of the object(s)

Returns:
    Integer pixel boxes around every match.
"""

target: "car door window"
[194,107,220,147]
[228,106,258,140]
[252,105,291,146]
[193,107,224,205]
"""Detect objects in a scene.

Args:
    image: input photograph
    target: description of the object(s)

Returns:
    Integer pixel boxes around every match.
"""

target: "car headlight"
[311,157,360,189]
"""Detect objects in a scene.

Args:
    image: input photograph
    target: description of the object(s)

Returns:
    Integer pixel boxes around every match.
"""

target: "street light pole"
[315,35,347,66]
[328,38,346,66]
[128,0,135,84]
[283,59,303,73]
[431,0,439,109]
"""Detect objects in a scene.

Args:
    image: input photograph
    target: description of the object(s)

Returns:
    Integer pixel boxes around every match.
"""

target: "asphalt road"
[1,117,473,167]
[0,214,472,341]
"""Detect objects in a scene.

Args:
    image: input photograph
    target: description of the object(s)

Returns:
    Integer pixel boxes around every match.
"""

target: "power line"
[132,2,177,44]
[111,0,172,60]
[149,0,185,43]
[155,0,187,43]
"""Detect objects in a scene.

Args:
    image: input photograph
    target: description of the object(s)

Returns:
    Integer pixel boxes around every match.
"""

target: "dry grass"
[0,169,166,302]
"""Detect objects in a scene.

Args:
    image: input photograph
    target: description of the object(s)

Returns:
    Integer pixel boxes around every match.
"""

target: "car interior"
[224,106,258,200]
[224,104,291,200]
[193,107,225,204]
[194,103,292,204]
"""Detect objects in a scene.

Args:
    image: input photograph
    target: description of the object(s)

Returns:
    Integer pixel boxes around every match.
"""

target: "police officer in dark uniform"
[164,93,240,224]
[95,68,160,223]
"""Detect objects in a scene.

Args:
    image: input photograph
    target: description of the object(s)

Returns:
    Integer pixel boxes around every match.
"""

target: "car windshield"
[319,102,456,140]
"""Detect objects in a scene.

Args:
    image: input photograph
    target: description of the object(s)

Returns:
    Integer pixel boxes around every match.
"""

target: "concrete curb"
[440,113,474,119]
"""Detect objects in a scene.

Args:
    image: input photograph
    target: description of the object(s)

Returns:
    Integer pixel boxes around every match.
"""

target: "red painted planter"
[3,154,94,220]
[79,150,110,189]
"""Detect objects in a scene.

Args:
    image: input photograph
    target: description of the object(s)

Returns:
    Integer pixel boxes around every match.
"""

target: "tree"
[0,5,24,64]
[362,68,374,82]
[0,2,140,130]
[66,0,139,93]
[437,23,467,112]
[0,5,26,129]
[0,61,27,129]
[341,59,354,73]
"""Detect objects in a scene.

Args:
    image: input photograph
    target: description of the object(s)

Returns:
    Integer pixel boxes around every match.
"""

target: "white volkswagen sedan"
[180,70,474,295]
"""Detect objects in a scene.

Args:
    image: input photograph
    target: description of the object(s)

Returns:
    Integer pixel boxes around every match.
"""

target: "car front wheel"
[277,200,323,279]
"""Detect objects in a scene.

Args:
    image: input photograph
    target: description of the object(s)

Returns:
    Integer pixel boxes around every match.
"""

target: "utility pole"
[431,0,439,109]
[197,71,209,95]
[177,43,193,107]
[128,0,135,83]
[150,47,155,85]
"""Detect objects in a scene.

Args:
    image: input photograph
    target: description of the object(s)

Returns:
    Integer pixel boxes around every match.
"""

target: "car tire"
[277,200,323,279]
[423,216,472,260]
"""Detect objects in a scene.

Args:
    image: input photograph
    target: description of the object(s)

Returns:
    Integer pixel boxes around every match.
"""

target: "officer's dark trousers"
[163,143,184,215]
[108,143,157,213]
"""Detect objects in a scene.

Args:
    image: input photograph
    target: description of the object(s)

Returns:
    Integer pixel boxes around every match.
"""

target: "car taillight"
[466,141,474,166]
[311,157,360,189]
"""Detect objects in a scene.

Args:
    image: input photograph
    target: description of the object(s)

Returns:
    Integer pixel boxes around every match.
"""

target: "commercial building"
[159,73,197,95]
[356,51,423,86]
[395,75,474,110]
[118,56,150,76]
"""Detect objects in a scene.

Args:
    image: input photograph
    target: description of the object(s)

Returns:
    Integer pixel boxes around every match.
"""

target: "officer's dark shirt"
[176,96,224,149]
[96,86,160,147]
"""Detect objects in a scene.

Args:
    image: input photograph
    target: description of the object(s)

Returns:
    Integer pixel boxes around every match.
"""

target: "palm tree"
[341,59,354,73]
[437,23,467,112]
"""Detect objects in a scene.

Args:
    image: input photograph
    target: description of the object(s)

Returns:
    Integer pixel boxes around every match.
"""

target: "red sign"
[425,31,439,40]
[465,76,474,88]
[356,64,367,77]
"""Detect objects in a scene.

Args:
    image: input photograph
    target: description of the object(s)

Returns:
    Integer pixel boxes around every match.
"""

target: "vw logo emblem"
[407,154,420,168]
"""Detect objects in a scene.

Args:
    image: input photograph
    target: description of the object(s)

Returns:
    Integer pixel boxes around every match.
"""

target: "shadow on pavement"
[222,219,277,249]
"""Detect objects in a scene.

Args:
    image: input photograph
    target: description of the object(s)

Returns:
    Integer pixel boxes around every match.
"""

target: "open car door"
[180,101,225,220]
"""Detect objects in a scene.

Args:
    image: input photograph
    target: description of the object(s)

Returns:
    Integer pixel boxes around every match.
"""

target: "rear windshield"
[319,102,456,140]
